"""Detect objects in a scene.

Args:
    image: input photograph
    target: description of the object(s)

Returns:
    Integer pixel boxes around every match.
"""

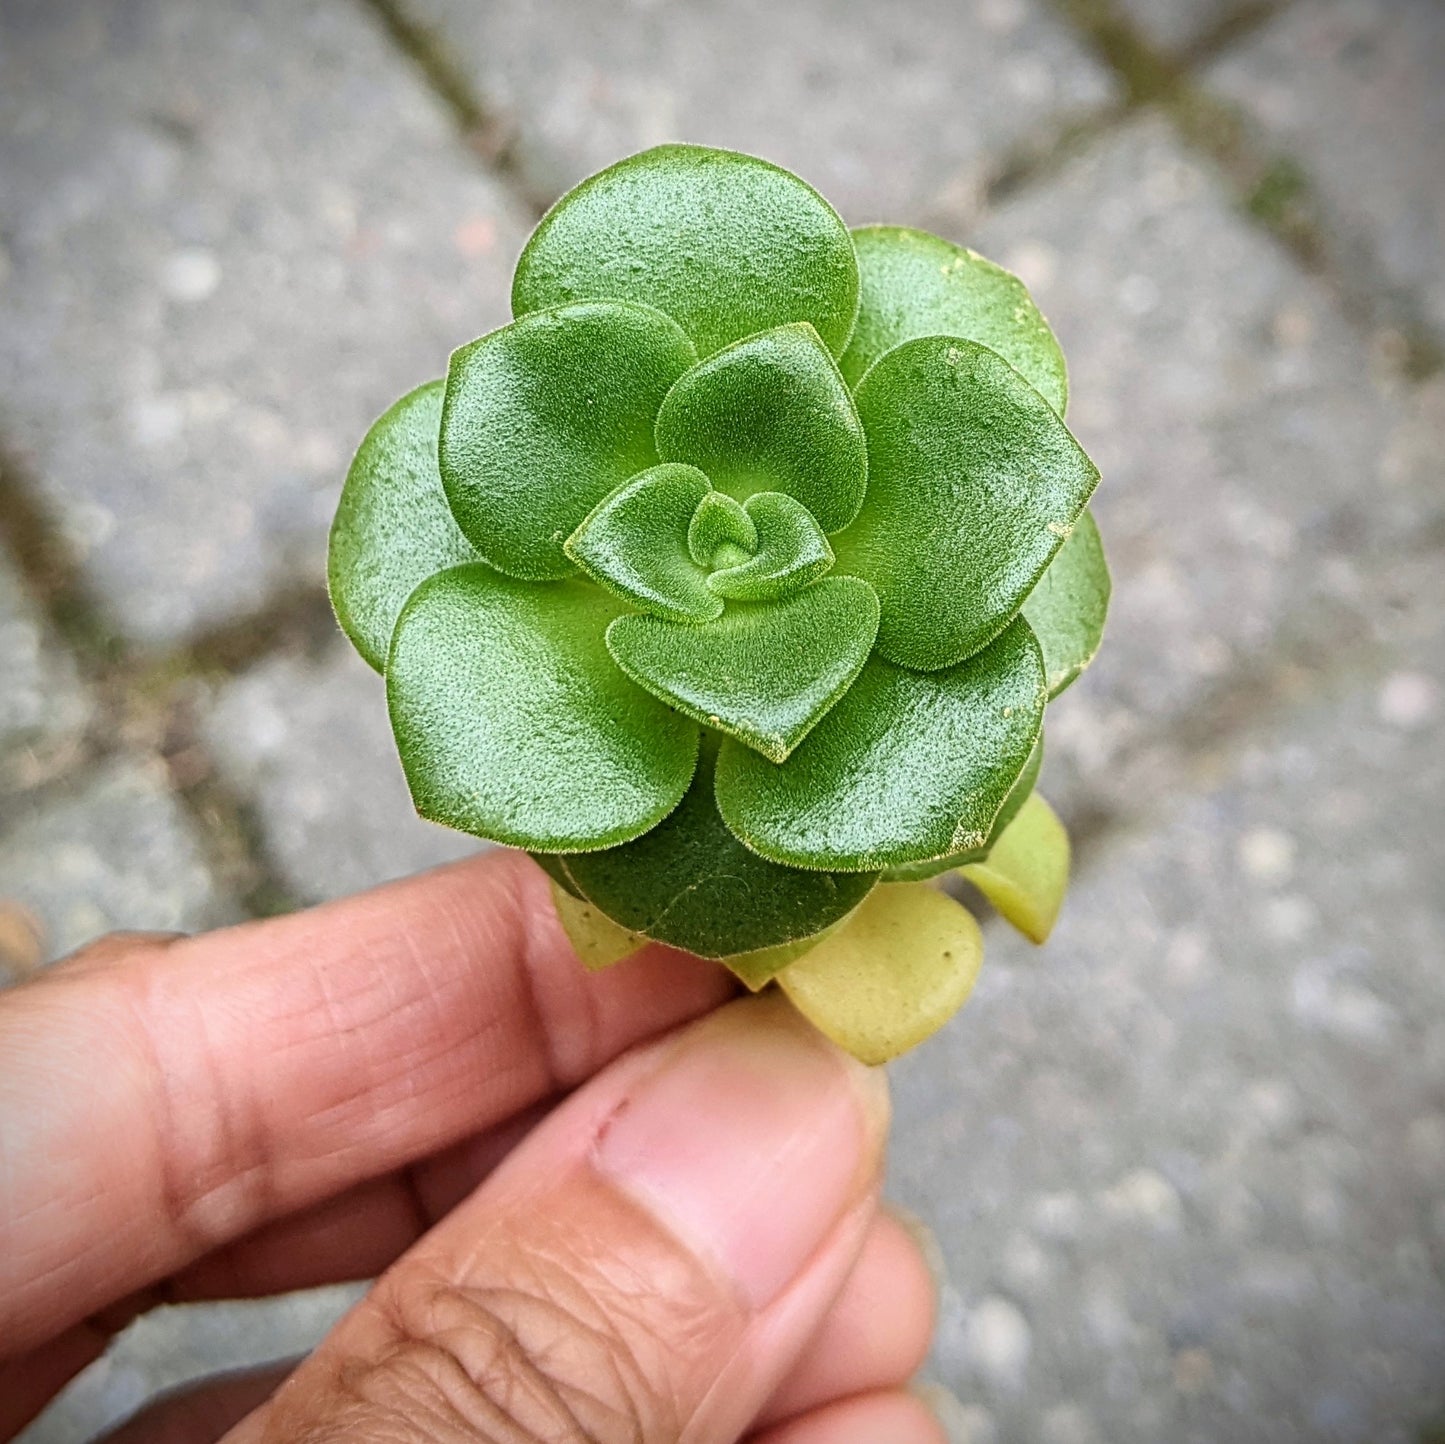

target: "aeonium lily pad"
[328,144,1110,1063]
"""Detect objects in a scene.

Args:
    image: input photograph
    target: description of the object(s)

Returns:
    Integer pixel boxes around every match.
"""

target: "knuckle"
[298,1256,688,1443]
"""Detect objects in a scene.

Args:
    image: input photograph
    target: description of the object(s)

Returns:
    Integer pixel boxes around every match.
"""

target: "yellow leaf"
[778,882,983,1064]
[549,880,647,971]
[720,905,862,991]
[959,792,1070,944]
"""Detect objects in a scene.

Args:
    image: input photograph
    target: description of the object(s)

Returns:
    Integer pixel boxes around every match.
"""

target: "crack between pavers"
[1042,0,1443,381]
[354,0,556,217]
[0,440,306,919]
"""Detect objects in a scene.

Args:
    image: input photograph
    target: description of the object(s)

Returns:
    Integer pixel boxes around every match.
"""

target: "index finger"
[0,849,731,1356]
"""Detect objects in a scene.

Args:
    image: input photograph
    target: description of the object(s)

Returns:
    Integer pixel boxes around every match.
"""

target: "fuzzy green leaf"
[707,492,834,602]
[565,464,720,622]
[960,792,1071,943]
[837,338,1099,672]
[839,226,1068,413]
[513,145,860,360]
[688,490,757,569]
[607,576,880,763]
[882,729,1044,882]
[388,565,699,851]
[531,850,582,898]
[778,882,983,1064]
[655,323,868,532]
[558,741,877,958]
[328,381,480,673]
[1022,509,1110,698]
[440,300,696,581]
[715,616,1045,870]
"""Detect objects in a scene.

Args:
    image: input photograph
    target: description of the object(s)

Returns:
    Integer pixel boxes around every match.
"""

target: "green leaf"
[716,617,1045,870]
[607,576,880,763]
[549,879,647,971]
[559,740,877,958]
[882,729,1044,881]
[688,490,757,568]
[327,381,480,673]
[513,145,860,360]
[565,464,721,622]
[388,565,699,851]
[440,301,696,581]
[1022,509,1110,698]
[960,792,1071,943]
[839,226,1069,413]
[708,492,834,602]
[837,338,1099,672]
[778,882,984,1064]
[655,323,868,532]
[531,850,582,898]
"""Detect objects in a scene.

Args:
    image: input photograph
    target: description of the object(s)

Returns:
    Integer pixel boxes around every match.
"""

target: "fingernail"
[595,992,889,1311]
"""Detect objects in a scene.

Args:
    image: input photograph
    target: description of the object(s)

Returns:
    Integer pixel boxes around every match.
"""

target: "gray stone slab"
[0,0,531,645]
[0,756,236,978]
[17,1284,364,1444]
[407,0,1117,227]
[0,550,91,792]
[202,639,479,905]
[1208,0,1445,337]
[893,615,1445,1442]
[969,117,1435,823]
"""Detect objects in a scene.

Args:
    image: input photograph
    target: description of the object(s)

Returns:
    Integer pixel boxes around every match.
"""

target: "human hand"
[0,850,942,1443]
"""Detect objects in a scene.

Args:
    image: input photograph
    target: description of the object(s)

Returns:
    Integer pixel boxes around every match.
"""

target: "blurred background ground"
[1,0,1442,1440]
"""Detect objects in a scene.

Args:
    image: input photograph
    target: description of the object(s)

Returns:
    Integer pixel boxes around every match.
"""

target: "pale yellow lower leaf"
[721,906,861,991]
[778,882,983,1064]
[959,792,1070,944]
[549,879,647,970]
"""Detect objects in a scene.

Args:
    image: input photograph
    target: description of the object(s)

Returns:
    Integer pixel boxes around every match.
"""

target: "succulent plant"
[328,144,1109,1062]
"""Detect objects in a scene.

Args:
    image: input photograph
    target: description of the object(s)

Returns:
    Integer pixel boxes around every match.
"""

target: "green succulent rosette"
[328,145,1109,1062]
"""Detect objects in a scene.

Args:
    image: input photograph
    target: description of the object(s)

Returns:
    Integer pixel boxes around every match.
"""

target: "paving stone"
[0,0,531,646]
[0,549,91,792]
[202,639,479,905]
[1207,0,1445,337]
[407,0,1117,227]
[891,605,1445,1442]
[0,756,236,978]
[17,1285,364,1444]
[968,117,1437,822]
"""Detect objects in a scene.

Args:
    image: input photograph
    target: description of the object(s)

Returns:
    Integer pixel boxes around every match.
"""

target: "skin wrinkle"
[289,1266,647,1444]
[137,963,284,1261]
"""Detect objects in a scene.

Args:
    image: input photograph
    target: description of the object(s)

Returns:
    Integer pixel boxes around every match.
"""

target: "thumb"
[223,993,890,1444]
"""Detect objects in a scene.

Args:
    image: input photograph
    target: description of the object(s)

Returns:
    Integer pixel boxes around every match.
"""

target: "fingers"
[759,1208,938,1428]
[167,1103,549,1301]
[18,1200,938,1444]
[749,1391,947,1444]
[0,851,733,1355]
[221,995,894,1444]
